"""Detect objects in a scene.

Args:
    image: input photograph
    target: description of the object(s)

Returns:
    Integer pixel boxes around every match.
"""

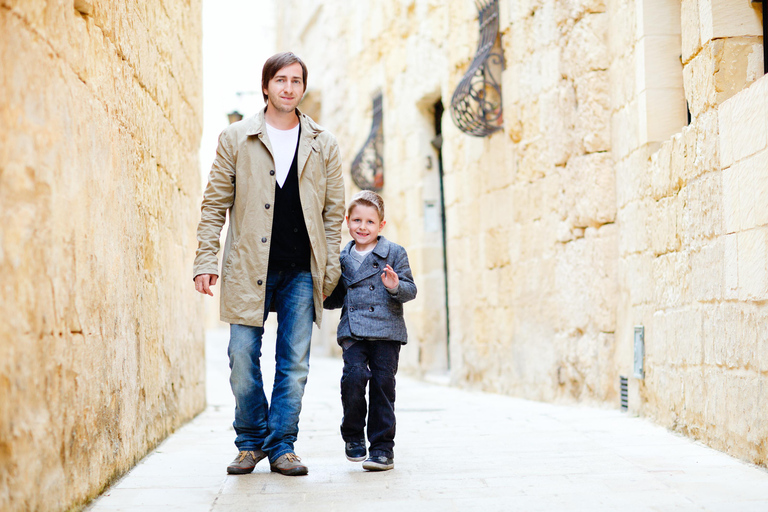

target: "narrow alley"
[87,327,768,512]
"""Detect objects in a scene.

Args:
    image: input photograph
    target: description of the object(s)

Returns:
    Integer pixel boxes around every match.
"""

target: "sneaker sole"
[362,461,394,471]
[227,466,255,475]
[346,454,366,462]
[270,465,309,476]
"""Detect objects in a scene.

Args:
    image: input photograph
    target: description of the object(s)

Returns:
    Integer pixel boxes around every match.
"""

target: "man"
[193,52,345,476]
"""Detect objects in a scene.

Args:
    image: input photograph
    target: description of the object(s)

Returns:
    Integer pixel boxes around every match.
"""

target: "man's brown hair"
[261,52,308,102]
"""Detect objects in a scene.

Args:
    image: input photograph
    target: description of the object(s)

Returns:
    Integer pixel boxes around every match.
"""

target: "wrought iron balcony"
[450,0,504,137]
[351,93,384,191]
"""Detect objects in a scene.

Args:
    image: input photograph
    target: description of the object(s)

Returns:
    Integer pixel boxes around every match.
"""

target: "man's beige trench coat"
[193,108,345,327]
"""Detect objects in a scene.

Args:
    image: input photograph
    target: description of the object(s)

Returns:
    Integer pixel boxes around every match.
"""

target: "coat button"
[373,262,379,269]
[341,265,346,272]
[265,203,270,209]
[269,170,275,175]
[369,306,375,312]
[257,280,263,285]
[261,237,267,243]
[350,306,355,312]
[369,284,375,291]
[293,228,298,233]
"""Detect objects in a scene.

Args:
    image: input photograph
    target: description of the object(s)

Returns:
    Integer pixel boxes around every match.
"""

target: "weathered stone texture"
[0,1,204,511]
[616,0,768,465]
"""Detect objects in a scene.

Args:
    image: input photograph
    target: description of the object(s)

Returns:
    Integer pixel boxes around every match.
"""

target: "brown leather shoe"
[227,450,267,474]
[269,452,308,476]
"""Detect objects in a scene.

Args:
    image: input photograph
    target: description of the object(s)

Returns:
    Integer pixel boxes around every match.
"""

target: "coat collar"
[341,237,392,284]
[244,107,323,138]
[341,236,391,260]
[245,107,324,179]
[372,236,391,258]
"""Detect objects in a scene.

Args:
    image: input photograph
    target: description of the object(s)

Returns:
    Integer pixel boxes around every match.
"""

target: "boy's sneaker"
[227,450,267,474]
[362,455,394,471]
[270,452,308,476]
[345,439,367,462]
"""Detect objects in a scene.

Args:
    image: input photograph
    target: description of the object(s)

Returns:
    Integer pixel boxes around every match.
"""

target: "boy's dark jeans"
[340,340,401,459]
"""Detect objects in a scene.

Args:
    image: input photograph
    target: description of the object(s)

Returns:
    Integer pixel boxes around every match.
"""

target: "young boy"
[323,190,417,471]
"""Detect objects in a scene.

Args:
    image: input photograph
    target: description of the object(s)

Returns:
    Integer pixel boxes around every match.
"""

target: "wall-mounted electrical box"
[634,326,645,379]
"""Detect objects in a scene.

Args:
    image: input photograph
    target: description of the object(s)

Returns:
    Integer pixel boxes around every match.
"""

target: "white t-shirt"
[348,245,375,271]
[265,122,300,188]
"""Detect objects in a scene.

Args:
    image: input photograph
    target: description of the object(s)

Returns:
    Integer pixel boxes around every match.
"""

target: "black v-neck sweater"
[268,130,311,272]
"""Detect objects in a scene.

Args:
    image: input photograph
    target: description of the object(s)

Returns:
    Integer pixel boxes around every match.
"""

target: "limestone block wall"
[0,1,205,511]
[632,81,768,465]
[446,0,619,402]
[614,0,767,465]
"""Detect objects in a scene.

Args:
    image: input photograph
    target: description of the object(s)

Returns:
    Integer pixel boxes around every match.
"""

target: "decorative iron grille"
[450,0,504,137]
[351,94,384,191]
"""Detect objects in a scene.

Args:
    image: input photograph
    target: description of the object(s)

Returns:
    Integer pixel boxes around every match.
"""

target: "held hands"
[194,274,218,296]
[381,264,399,289]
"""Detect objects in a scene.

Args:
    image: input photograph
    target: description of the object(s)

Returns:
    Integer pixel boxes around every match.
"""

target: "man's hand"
[194,274,219,296]
[381,265,399,289]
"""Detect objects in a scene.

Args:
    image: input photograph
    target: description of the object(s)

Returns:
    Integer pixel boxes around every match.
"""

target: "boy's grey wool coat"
[324,236,416,344]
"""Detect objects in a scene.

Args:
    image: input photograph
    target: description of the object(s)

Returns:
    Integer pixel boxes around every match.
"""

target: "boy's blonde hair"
[347,190,385,221]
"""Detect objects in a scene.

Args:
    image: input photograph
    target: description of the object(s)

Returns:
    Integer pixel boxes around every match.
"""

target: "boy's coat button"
[373,262,379,269]
[369,306,375,312]
[369,285,375,291]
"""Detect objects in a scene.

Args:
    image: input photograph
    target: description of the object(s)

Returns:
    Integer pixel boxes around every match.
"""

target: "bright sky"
[199,0,276,183]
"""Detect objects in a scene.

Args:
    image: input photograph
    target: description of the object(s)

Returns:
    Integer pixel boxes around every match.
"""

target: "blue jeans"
[340,340,401,458]
[228,270,314,462]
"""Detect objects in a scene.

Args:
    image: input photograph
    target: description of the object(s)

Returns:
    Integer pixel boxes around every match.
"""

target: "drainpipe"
[753,0,767,74]
[432,101,450,370]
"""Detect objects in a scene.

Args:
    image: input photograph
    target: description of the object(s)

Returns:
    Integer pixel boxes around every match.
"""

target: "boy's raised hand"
[381,264,399,289]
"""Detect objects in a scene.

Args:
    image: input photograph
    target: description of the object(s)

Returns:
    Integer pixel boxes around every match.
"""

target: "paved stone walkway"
[88,328,768,512]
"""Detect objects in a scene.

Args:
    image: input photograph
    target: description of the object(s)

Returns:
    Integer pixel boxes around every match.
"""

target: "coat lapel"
[342,237,391,285]
[246,109,276,163]
[340,242,356,284]
[297,110,321,179]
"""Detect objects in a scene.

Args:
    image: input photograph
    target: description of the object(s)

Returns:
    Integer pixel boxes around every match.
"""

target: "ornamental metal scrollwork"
[351,94,384,191]
[450,0,504,137]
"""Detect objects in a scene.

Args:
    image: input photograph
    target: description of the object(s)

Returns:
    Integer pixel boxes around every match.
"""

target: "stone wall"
[0,1,205,510]
[451,0,618,402]
[275,0,768,466]
[615,0,767,465]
